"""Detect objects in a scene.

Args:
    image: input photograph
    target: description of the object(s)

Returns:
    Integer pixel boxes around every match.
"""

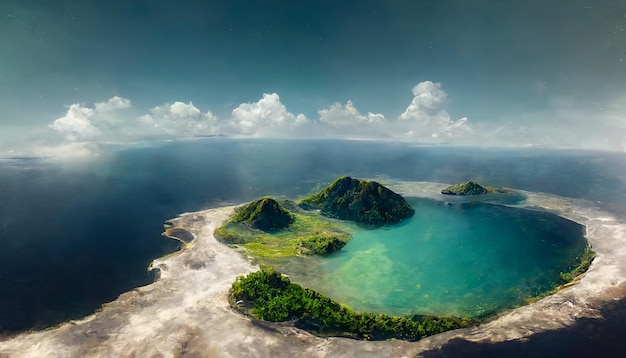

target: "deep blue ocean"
[1,139,625,340]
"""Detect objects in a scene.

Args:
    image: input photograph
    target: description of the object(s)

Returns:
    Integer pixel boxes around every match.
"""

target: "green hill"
[231,197,294,232]
[299,176,415,227]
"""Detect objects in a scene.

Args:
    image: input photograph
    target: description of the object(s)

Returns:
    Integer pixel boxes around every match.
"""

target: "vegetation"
[441,181,510,196]
[298,176,415,227]
[231,197,294,232]
[522,245,596,305]
[230,266,476,341]
[560,245,596,283]
[215,199,352,257]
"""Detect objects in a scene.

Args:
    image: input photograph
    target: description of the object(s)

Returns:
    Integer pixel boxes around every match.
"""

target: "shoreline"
[1,182,625,357]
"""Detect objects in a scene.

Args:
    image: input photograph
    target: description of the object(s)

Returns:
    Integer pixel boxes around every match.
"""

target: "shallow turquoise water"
[295,198,587,318]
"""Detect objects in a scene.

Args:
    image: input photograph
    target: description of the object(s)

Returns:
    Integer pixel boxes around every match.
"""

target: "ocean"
[1,139,625,352]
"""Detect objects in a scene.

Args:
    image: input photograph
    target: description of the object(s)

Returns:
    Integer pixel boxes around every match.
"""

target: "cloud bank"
[5,80,624,158]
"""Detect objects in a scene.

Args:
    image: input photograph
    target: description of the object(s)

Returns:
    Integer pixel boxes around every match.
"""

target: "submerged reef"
[299,176,415,227]
[441,180,510,196]
[230,265,476,341]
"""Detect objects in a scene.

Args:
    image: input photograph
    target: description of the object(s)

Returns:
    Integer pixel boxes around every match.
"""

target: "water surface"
[287,198,587,317]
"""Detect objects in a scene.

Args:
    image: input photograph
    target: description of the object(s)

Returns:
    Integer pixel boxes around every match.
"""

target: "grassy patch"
[215,207,353,258]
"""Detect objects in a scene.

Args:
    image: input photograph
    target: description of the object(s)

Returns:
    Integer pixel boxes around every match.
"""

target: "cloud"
[227,93,307,136]
[141,101,217,136]
[319,100,385,125]
[94,96,131,112]
[50,104,100,141]
[15,80,626,159]
[315,100,387,138]
[399,81,473,141]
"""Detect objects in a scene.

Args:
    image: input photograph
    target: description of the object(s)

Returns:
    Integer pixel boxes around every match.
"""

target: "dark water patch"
[420,292,626,358]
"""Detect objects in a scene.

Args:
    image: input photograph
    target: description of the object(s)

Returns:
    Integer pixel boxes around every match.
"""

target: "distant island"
[441,180,511,196]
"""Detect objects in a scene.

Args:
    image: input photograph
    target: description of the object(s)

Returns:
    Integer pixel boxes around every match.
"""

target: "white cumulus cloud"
[228,93,307,136]
[142,101,217,136]
[50,104,100,141]
[399,81,472,141]
[317,100,387,138]
[319,100,386,125]
[94,96,131,112]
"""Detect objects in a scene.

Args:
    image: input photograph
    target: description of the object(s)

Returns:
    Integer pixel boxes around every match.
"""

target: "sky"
[1,0,626,157]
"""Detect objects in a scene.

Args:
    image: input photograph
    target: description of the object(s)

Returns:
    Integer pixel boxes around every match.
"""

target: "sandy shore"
[1,182,625,357]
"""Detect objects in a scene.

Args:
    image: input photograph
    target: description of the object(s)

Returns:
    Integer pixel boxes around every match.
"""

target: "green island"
[216,177,594,341]
[230,265,476,341]
[441,180,511,196]
[214,176,415,257]
[214,196,352,257]
[299,176,415,227]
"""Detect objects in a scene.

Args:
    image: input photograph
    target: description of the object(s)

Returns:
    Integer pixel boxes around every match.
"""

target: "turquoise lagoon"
[282,198,587,318]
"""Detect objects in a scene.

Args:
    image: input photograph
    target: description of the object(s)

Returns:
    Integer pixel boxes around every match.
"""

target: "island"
[441,180,511,196]
[299,176,415,227]
[214,177,415,257]
[229,265,475,341]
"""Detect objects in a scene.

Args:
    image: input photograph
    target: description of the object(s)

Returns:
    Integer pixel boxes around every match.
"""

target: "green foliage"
[297,232,347,255]
[230,266,476,341]
[231,197,294,232]
[560,246,596,283]
[215,198,352,258]
[298,176,415,227]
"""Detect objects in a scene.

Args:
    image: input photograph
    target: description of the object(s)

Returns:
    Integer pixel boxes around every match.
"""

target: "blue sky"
[1,0,625,156]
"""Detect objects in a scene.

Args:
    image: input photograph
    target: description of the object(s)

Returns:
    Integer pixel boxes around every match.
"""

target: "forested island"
[230,265,476,341]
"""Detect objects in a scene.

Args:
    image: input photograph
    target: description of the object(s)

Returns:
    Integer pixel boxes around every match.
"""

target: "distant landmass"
[441,180,510,196]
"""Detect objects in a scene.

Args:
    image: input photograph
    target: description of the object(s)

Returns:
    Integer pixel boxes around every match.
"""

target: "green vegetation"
[215,200,352,257]
[231,197,294,232]
[522,245,596,305]
[298,176,415,227]
[441,181,511,196]
[560,245,596,283]
[215,176,416,257]
[230,266,476,341]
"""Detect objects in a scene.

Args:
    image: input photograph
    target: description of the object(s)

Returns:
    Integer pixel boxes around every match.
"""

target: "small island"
[441,180,510,196]
[229,265,475,341]
[214,177,414,257]
[299,176,415,227]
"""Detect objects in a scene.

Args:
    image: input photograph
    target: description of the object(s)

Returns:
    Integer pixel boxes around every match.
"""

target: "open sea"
[1,138,626,355]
